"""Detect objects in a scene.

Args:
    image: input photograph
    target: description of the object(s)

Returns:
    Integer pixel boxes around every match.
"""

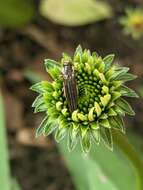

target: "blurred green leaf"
[0,92,22,190]
[24,70,42,84]
[11,179,22,190]
[0,92,11,190]
[58,135,137,190]
[40,0,113,26]
[138,86,143,97]
[0,0,35,27]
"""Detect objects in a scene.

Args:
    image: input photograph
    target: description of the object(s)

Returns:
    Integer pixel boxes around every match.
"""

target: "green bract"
[31,45,138,153]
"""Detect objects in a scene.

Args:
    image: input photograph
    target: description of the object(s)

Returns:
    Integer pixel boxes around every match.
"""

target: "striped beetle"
[62,61,78,112]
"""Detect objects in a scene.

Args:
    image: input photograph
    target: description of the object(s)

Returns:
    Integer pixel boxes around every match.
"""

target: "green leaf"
[43,93,54,104]
[116,98,135,116]
[59,133,138,190]
[32,95,44,108]
[30,82,43,93]
[0,0,34,28]
[115,66,129,72]
[80,126,88,139]
[55,127,67,142]
[44,119,58,136]
[113,105,125,116]
[100,127,113,150]
[111,91,121,101]
[0,92,11,190]
[100,119,111,128]
[111,69,137,81]
[68,134,78,152]
[34,102,48,113]
[110,67,129,81]
[80,131,91,153]
[100,113,108,119]
[48,67,61,80]
[108,108,117,116]
[59,117,69,129]
[117,73,137,82]
[91,129,100,144]
[48,107,59,119]
[75,45,83,56]
[111,81,122,88]
[42,81,54,91]
[68,124,79,151]
[30,81,54,94]
[109,116,125,133]
[119,85,139,98]
[24,69,43,84]
[103,54,115,71]
[11,178,22,190]
[36,116,48,137]
[44,59,61,70]
[40,0,112,26]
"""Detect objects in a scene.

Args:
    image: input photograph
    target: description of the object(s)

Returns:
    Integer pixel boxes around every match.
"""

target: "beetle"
[62,61,78,112]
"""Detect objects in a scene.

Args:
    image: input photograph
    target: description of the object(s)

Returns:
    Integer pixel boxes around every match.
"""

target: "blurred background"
[1,0,143,190]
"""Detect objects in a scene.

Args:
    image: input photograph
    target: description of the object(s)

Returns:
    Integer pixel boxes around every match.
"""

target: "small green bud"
[74,52,81,62]
[77,113,87,121]
[53,91,59,99]
[93,69,100,77]
[72,110,79,122]
[82,50,89,62]
[56,101,63,111]
[61,108,69,116]
[100,94,111,107]
[52,81,61,89]
[88,107,95,121]
[88,56,94,66]
[85,63,92,75]
[94,102,102,116]
[98,61,105,72]
[102,85,109,94]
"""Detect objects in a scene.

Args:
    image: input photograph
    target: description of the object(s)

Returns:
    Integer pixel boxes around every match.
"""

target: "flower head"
[120,8,143,39]
[31,45,138,153]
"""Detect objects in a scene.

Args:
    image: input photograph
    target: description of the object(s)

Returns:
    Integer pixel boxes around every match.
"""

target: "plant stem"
[112,129,143,190]
[0,92,11,190]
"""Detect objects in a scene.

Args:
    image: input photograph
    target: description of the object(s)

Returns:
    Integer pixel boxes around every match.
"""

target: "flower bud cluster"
[31,45,138,153]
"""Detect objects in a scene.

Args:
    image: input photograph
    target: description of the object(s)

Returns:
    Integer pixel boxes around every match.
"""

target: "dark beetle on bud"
[62,61,78,112]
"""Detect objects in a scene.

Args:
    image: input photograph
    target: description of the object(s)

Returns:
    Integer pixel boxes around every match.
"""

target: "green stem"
[0,92,11,190]
[112,129,143,190]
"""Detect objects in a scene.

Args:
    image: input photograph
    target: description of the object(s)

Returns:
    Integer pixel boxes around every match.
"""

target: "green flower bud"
[100,94,111,107]
[72,110,79,122]
[77,113,87,121]
[31,45,138,153]
[88,107,95,121]
[61,108,69,117]
[102,85,109,94]
[56,102,63,111]
[94,102,102,116]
